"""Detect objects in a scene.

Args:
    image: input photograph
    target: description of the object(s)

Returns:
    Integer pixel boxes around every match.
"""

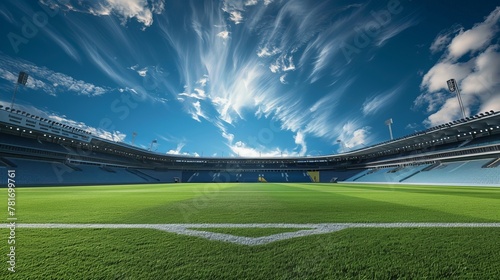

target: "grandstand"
[1,104,499,186]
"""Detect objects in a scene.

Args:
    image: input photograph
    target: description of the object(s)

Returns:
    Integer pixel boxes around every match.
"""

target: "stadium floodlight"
[132,132,137,146]
[336,139,346,153]
[11,71,29,109]
[385,118,394,140]
[446,79,466,119]
[149,139,157,151]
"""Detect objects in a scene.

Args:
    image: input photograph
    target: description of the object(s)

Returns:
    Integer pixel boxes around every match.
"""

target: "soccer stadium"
[2,96,500,278]
[2,0,500,279]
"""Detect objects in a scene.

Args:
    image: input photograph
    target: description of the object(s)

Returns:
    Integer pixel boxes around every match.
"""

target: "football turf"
[2,183,500,279]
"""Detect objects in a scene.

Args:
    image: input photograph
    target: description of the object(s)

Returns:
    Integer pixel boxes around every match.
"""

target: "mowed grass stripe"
[292,183,500,222]
[261,184,478,223]
[6,183,500,223]
[2,227,500,279]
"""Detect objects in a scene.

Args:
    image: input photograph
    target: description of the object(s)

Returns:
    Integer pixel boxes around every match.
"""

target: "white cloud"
[229,11,243,24]
[226,139,299,158]
[217,31,230,39]
[188,100,206,122]
[41,0,165,28]
[166,142,185,154]
[416,7,500,127]
[245,0,258,6]
[293,131,307,156]
[461,45,500,94]
[222,131,235,143]
[222,0,245,25]
[219,125,306,158]
[279,74,287,84]
[430,25,461,54]
[197,76,209,87]
[257,46,280,57]
[447,7,500,59]
[137,68,148,77]
[420,60,472,93]
[282,55,296,72]
[424,97,469,127]
[269,63,280,73]
[479,94,500,113]
[0,55,108,96]
[166,142,200,157]
[338,121,371,150]
[178,88,207,100]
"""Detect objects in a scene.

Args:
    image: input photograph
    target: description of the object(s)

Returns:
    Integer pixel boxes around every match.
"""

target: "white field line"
[2,223,500,246]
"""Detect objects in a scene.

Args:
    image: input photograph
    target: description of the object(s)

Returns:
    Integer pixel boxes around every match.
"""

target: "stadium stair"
[421,162,441,171]
[64,163,82,171]
[399,171,422,182]
[350,170,370,181]
[0,157,17,167]
[482,158,500,168]
[352,169,378,181]
[126,168,160,182]
[100,166,116,173]
[457,139,473,148]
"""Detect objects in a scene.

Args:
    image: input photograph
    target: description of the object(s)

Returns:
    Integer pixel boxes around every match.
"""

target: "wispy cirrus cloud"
[362,83,403,116]
[0,54,108,96]
[155,1,395,154]
[57,15,176,104]
[40,0,165,28]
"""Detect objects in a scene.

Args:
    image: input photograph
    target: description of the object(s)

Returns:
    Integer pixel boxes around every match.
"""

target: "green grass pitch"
[2,183,500,279]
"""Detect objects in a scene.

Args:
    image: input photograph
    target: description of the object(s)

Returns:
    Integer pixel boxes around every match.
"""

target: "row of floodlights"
[42,133,75,142]
[102,147,136,157]
[429,110,496,130]
[7,126,75,143]
[7,124,142,158]
[457,126,500,137]
[9,126,32,134]
[372,125,500,156]
[373,110,498,148]
[1,105,91,135]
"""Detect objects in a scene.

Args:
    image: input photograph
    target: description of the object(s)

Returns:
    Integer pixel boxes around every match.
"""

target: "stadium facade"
[1,104,499,186]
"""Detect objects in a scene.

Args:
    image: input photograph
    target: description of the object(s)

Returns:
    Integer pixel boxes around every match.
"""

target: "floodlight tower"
[149,139,157,151]
[131,132,137,146]
[11,71,29,109]
[336,139,346,153]
[446,79,466,119]
[385,118,394,140]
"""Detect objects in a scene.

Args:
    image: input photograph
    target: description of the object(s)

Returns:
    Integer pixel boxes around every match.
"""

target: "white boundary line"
[2,223,500,246]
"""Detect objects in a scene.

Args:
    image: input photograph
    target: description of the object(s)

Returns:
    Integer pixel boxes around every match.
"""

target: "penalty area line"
[1,223,500,246]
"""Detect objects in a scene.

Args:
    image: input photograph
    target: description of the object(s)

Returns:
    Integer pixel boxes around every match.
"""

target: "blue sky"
[1,0,499,157]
